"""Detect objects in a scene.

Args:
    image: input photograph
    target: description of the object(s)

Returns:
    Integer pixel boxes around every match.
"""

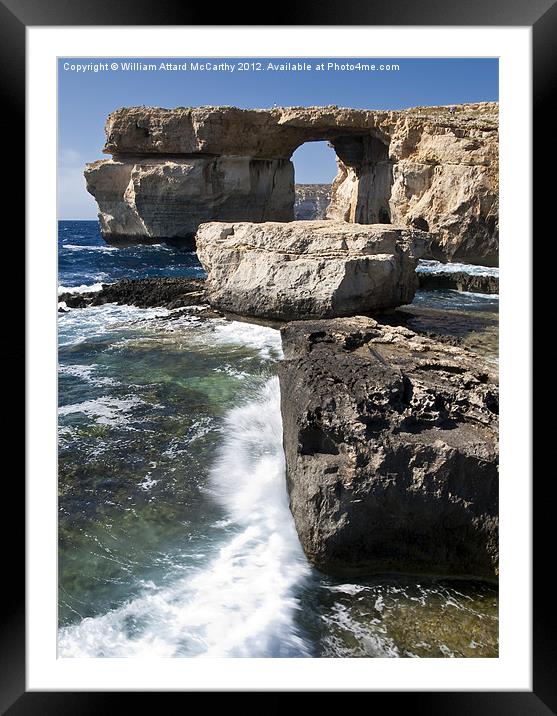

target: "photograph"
[56,56,500,659]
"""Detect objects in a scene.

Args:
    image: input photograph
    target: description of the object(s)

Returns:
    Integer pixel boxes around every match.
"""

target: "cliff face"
[294,184,332,220]
[326,104,499,265]
[85,103,498,264]
[85,156,293,246]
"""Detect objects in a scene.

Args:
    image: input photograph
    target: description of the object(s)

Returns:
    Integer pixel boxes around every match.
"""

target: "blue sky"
[58,58,498,219]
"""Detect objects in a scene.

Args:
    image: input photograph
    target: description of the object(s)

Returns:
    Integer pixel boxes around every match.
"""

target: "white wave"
[59,299,280,362]
[58,395,143,426]
[449,289,499,299]
[58,363,118,388]
[417,259,499,277]
[211,321,283,360]
[58,283,104,295]
[58,303,169,347]
[213,365,251,380]
[186,417,213,443]
[157,315,283,360]
[321,602,400,658]
[58,378,311,658]
[326,583,368,596]
[138,475,159,491]
[62,244,118,252]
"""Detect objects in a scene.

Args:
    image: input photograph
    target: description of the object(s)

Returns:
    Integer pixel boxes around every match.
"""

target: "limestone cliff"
[85,103,498,264]
[85,156,293,246]
[294,184,332,220]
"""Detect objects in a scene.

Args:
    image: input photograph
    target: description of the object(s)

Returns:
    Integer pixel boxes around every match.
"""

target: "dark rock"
[58,277,207,310]
[61,295,90,308]
[58,292,94,307]
[278,316,498,580]
[411,216,430,232]
[160,305,224,321]
[418,271,498,294]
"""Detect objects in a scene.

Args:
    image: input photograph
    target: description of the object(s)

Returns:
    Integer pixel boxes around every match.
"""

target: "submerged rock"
[196,220,428,320]
[58,277,207,310]
[278,316,498,580]
[418,271,498,294]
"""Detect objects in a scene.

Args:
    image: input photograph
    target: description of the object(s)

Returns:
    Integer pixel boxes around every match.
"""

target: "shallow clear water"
[394,290,499,362]
[58,221,498,658]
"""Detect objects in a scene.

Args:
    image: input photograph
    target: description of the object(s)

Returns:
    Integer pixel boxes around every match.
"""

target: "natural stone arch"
[291,130,393,224]
[326,132,393,224]
[85,103,499,265]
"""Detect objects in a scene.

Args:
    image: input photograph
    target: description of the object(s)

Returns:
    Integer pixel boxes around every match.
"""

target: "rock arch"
[84,103,499,265]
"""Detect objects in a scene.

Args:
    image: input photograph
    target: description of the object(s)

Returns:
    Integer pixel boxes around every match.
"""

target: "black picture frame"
[4,0,551,711]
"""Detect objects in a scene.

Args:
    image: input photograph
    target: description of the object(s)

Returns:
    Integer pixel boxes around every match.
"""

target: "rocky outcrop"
[417,271,498,294]
[85,156,293,246]
[85,103,498,264]
[59,277,207,309]
[326,104,499,265]
[294,184,332,220]
[278,317,499,579]
[195,221,429,320]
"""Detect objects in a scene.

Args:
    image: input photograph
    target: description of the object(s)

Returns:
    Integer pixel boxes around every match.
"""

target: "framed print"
[4,0,553,711]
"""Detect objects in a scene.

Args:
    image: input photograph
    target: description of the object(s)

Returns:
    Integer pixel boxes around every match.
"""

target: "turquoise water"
[58,222,498,658]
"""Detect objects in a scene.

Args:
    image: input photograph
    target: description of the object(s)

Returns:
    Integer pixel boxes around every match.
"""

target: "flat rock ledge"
[278,316,499,580]
[59,277,207,310]
[196,221,429,321]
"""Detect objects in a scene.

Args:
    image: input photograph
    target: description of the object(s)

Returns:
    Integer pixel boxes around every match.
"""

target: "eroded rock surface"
[196,221,428,320]
[278,317,499,579]
[85,103,498,264]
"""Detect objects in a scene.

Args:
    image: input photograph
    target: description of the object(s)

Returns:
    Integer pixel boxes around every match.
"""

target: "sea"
[58,220,499,658]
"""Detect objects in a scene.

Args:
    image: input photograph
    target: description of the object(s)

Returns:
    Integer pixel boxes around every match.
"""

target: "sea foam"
[58,378,311,658]
[417,259,499,277]
[58,282,104,294]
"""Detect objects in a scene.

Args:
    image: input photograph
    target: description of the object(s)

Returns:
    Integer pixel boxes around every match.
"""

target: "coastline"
[57,219,499,657]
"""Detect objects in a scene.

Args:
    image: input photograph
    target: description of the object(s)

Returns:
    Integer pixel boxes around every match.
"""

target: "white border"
[27,26,532,691]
